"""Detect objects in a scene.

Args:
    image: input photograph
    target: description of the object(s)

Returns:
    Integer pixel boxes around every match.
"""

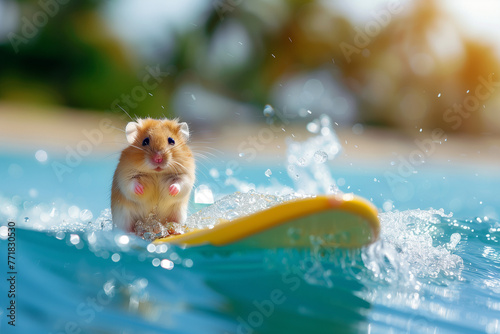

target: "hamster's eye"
[168,137,175,145]
[142,137,150,146]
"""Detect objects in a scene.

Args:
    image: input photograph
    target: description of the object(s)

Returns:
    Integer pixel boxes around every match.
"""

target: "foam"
[361,209,464,289]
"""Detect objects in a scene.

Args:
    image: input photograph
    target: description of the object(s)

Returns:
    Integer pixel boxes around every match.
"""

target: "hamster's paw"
[134,181,144,195]
[169,183,180,196]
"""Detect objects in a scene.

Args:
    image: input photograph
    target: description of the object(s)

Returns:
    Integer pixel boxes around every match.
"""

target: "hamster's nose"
[153,153,163,164]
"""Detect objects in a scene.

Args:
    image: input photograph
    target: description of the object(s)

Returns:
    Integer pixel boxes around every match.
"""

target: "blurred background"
[1,0,500,131]
[0,0,499,218]
[2,3,500,333]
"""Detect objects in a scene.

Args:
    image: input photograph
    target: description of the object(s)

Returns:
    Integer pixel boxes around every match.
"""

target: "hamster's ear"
[125,121,140,144]
[179,122,190,140]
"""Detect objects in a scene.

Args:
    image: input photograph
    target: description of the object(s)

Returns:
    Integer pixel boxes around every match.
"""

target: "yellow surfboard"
[155,193,380,249]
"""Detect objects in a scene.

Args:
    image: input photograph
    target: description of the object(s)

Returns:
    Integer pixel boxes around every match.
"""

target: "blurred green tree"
[0,0,171,117]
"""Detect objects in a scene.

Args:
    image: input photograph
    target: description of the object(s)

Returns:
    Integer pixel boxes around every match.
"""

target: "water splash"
[313,150,328,163]
[286,114,342,194]
[0,194,112,232]
[371,209,463,282]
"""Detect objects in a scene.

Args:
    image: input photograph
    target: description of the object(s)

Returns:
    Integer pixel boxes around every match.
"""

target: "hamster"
[111,118,195,236]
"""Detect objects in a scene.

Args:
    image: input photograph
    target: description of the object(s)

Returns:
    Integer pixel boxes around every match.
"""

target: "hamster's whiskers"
[129,144,146,152]
[193,152,212,161]
[169,161,188,174]
[108,125,126,133]
[190,146,220,160]
[189,142,224,155]
[117,104,135,121]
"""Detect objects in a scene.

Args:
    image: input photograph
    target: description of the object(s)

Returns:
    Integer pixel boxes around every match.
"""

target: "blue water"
[0,146,499,333]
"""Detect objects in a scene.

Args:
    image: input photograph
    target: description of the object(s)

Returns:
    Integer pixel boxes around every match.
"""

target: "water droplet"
[271,53,276,58]
[170,252,179,261]
[24,217,29,223]
[49,208,58,218]
[111,253,121,262]
[35,149,48,163]
[298,108,308,117]
[320,114,331,127]
[161,259,174,270]
[87,233,97,244]
[239,152,244,158]
[313,151,328,163]
[265,169,272,177]
[80,209,93,221]
[298,158,306,166]
[70,234,80,245]
[352,123,364,135]
[156,244,168,253]
[117,235,130,245]
[183,259,193,268]
[306,122,319,133]
[437,93,441,97]
[263,104,275,117]
[209,168,219,178]
[382,200,393,212]
[0,226,8,239]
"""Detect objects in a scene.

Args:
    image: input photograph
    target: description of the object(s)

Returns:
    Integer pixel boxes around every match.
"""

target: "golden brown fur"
[111,118,195,234]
